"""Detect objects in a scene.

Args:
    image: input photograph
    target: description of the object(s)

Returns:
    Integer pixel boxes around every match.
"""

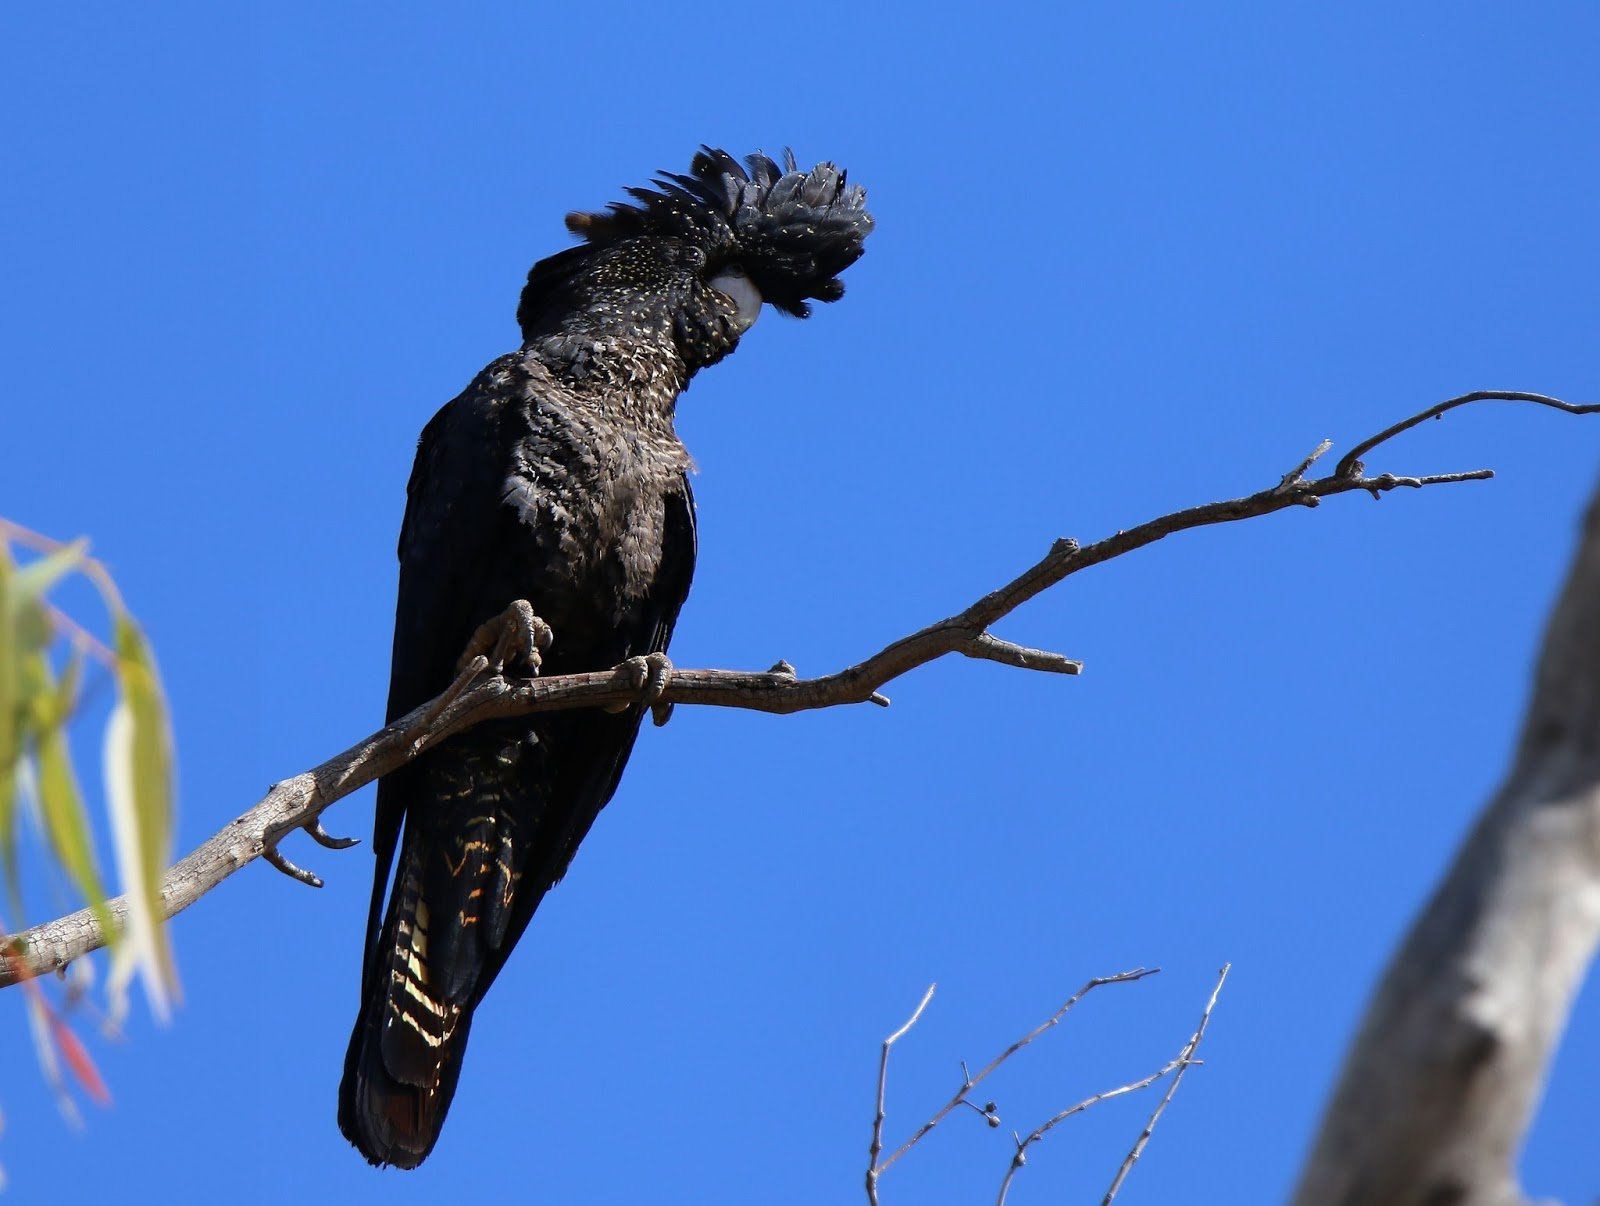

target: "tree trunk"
[1293,475,1600,1206]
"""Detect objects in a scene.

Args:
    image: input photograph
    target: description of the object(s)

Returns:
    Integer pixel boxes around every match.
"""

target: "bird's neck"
[523,333,689,426]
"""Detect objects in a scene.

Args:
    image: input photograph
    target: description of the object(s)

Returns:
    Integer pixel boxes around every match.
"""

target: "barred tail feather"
[338,852,474,1169]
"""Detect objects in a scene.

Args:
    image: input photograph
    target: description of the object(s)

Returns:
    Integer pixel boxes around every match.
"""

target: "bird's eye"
[679,245,707,271]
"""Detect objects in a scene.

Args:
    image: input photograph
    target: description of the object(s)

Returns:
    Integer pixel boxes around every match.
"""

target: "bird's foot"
[458,599,554,679]
[413,602,555,747]
[608,651,675,726]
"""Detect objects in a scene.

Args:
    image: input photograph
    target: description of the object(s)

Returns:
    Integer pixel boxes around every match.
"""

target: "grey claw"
[305,818,359,850]
[262,841,324,889]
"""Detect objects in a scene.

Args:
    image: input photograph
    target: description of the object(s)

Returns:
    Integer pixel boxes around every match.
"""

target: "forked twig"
[866,968,1158,1203]
[994,964,1230,1206]
[1101,963,1230,1203]
[1333,391,1600,479]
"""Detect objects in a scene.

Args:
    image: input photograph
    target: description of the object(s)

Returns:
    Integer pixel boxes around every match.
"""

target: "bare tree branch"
[1101,963,1230,1204]
[1,391,1590,990]
[1333,390,1600,479]
[867,982,937,1206]
[864,968,1158,1204]
[1292,464,1600,1206]
[992,964,1228,1205]
[993,1062,1182,1206]
[872,967,1158,1193]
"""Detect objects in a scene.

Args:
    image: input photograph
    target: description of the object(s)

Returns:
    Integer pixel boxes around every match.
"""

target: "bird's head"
[516,148,874,374]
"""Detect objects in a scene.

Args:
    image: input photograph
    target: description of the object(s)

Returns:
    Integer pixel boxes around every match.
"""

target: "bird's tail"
[338,799,524,1169]
[337,842,472,1169]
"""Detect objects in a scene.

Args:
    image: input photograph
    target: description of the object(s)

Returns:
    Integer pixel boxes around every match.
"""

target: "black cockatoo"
[338,148,874,1168]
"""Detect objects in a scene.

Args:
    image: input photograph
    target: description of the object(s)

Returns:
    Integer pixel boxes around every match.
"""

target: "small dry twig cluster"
[865,965,1229,1205]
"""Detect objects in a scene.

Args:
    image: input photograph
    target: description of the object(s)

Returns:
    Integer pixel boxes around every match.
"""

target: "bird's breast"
[502,412,688,631]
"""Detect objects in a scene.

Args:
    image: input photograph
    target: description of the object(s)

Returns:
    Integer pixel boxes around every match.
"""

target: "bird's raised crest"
[557,147,874,317]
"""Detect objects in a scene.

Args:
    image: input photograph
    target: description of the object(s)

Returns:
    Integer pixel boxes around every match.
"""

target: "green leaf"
[56,643,83,723]
[25,652,112,939]
[0,543,18,906]
[8,539,86,612]
[105,612,178,1019]
[8,539,86,653]
[1,539,90,931]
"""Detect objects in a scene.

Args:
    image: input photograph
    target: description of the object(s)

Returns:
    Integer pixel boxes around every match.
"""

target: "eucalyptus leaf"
[108,612,178,1016]
[27,652,112,939]
[0,545,18,900]
[7,539,86,614]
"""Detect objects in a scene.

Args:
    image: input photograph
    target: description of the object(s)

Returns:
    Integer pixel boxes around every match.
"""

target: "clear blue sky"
[3,4,1597,1203]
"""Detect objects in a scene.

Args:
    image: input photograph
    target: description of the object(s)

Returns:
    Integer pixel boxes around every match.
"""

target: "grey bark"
[1293,474,1600,1206]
